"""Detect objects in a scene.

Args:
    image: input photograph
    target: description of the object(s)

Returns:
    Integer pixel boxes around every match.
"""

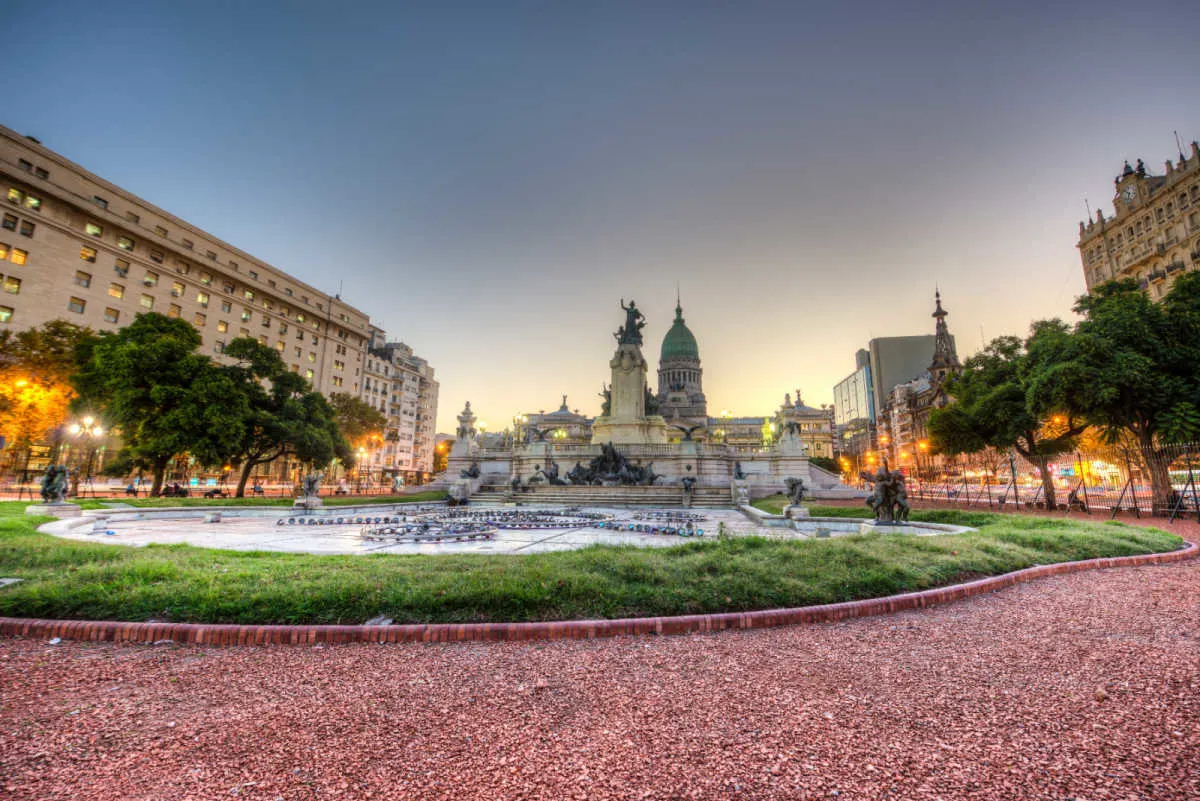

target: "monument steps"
[471,485,733,508]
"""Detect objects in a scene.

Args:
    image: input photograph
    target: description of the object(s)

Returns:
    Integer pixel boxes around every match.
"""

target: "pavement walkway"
[3,531,1198,800]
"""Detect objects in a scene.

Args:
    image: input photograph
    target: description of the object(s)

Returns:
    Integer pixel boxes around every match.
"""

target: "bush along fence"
[897,442,1200,521]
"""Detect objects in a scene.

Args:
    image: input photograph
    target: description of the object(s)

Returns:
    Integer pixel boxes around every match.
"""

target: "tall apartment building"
[362,327,440,481]
[0,126,372,396]
[1077,141,1200,298]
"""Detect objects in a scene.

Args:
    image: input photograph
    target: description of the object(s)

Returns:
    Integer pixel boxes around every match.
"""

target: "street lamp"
[67,416,104,497]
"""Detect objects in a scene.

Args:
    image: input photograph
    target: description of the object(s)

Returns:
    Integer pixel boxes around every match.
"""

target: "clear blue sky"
[6,0,1199,431]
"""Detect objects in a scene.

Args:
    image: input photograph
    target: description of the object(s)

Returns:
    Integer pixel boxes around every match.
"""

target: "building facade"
[363,328,440,481]
[832,349,875,457]
[1,125,439,481]
[1077,142,1200,298]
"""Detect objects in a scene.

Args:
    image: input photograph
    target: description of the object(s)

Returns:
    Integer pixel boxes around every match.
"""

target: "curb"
[2,541,1195,647]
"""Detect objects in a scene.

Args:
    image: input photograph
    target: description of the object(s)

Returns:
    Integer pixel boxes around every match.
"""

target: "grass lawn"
[0,499,1183,625]
[75,491,448,510]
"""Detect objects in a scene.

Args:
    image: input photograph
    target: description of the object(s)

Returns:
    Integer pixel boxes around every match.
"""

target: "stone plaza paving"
[2,525,1197,800]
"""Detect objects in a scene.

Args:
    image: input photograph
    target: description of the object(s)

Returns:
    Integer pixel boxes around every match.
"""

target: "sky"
[5,0,1199,432]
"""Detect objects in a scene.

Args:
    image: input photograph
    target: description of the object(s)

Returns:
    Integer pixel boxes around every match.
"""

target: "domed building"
[656,297,707,425]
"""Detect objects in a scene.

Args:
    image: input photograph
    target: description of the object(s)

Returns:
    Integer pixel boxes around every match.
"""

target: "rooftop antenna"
[1175,130,1186,160]
[1084,198,1092,220]
[336,279,343,301]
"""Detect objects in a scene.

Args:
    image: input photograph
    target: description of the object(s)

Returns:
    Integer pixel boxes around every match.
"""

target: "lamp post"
[917,439,929,483]
[67,416,104,497]
[356,446,368,493]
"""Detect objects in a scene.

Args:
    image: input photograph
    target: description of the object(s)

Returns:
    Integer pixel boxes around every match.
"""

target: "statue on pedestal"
[860,468,910,524]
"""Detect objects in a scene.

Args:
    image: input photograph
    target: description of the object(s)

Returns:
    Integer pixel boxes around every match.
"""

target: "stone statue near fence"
[40,464,70,503]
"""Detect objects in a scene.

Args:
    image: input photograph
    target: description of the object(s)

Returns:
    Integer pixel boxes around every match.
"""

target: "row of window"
[0,243,28,265]
[2,212,35,238]
[15,159,50,181]
[6,187,42,212]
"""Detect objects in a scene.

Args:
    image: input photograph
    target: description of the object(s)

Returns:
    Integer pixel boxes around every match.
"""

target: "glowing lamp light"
[68,423,81,435]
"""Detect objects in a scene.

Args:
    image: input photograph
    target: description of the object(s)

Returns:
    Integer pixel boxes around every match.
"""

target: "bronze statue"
[785,476,807,506]
[615,299,646,346]
[733,461,746,480]
[598,384,611,416]
[860,467,909,524]
[669,422,705,441]
[459,461,481,479]
[40,464,70,503]
[301,470,324,497]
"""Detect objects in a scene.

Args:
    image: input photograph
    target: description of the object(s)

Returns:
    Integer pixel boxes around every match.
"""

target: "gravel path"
[3,555,1197,800]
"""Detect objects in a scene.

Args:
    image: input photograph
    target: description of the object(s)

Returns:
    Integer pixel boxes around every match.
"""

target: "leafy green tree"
[73,313,249,496]
[929,326,1086,510]
[328,392,387,448]
[1027,276,1200,510]
[222,338,349,496]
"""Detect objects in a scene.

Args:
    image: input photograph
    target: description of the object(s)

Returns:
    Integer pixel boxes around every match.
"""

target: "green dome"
[660,304,699,361]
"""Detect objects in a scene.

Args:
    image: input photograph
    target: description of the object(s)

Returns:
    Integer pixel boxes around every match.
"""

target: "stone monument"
[590,299,668,445]
[25,464,82,518]
[294,470,324,510]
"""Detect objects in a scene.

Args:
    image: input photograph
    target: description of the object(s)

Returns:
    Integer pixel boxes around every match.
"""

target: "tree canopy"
[222,338,349,496]
[73,314,249,495]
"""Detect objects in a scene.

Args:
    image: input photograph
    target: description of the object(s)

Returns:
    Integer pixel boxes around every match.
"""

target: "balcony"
[1149,268,1167,282]
[1166,261,1186,274]
[1155,243,1167,255]
[1138,278,1150,290]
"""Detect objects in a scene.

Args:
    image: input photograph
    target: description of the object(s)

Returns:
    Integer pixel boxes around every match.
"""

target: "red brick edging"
[2,542,1195,646]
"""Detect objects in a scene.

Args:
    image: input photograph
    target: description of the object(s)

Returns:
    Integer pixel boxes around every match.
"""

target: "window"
[18,220,33,237]
[3,276,20,294]
[278,323,288,335]
[68,297,86,314]
[248,270,258,281]
[296,329,304,340]
[108,283,124,299]
[85,222,104,238]
[92,196,108,209]
[222,281,234,294]
[268,279,276,288]
[168,303,181,319]
[296,313,306,323]
[155,225,168,237]
[17,159,31,173]
[199,271,212,286]
[285,287,293,296]
[150,250,164,264]
[103,307,119,324]
[311,334,318,345]
[143,271,159,287]
[34,167,49,180]
[2,213,15,230]
[228,261,238,271]
[197,291,209,307]
[240,308,251,322]
[175,260,190,275]
[332,376,343,387]
[80,246,97,263]
[308,352,316,362]
[10,248,26,265]
[301,295,309,305]
[262,299,273,311]
[74,270,92,288]
[0,306,12,323]
[114,258,129,277]
[239,327,249,337]
[171,281,184,298]
[193,312,207,327]
[5,188,18,204]
[276,342,285,352]
[206,250,216,261]
[243,289,254,301]
[117,236,134,251]
[294,346,302,358]
[214,341,226,354]
[217,321,228,333]
[261,317,271,329]
[220,301,232,313]
[125,211,139,224]
[258,334,268,345]
[140,294,154,310]
[181,239,193,250]
[305,369,314,380]
[23,194,40,212]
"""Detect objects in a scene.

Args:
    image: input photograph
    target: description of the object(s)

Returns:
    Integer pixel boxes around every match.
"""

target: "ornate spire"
[929,289,960,381]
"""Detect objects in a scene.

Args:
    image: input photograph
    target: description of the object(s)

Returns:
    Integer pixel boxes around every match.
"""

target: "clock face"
[1121,185,1137,204]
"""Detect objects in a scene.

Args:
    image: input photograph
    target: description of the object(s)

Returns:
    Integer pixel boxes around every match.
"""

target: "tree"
[73,313,250,496]
[1027,276,1200,511]
[327,392,387,449]
[929,326,1086,510]
[222,338,349,496]
[0,321,97,457]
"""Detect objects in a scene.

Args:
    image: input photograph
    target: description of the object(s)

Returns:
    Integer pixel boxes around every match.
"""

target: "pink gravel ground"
[2,527,1198,800]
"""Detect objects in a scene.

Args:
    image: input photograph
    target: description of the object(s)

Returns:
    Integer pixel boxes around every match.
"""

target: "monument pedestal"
[590,415,668,445]
[591,341,668,445]
[25,502,82,519]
